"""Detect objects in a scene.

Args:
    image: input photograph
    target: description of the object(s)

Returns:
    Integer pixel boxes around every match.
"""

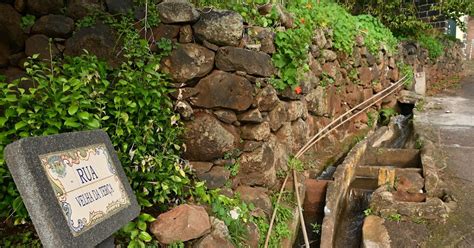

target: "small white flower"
[230,207,241,220]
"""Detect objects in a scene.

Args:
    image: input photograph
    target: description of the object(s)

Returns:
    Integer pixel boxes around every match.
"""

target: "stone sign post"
[4,130,140,248]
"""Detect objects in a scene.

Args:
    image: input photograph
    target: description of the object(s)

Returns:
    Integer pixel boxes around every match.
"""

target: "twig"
[263,173,290,248]
[293,169,310,247]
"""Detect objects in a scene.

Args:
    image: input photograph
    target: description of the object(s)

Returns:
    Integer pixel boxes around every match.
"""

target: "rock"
[64,23,120,67]
[236,186,272,215]
[190,161,213,174]
[25,34,60,61]
[183,112,239,161]
[202,40,219,51]
[216,46,274,77]
[312,29,327,49]
[358,66,373,85]
[0,3,24,52]
[247,26,275,54]
[291,118,308,151]
[193,10,243,46]
[214,110,238,124]
[366,52,376,66]
[151,24,180,41]
[238,141,276,186]
[161,43,215,84]
[279,86,303,100]
[268,102,288,131]
[242,141,263,152]
[275,122,294,149]
[150,204,211,244]
[175,100,193,120]
[322,62,338,79]
[26,0,64,16]
[179,25,193,43]
[66,0,105,19]
[194,217,234,248]
[393,191,426,202]
[305,86,330,116]
[170,87,199,100]
[256,85,279,112]
[355,35,365,47]
[105,0,132,14]
[196,166,230,189]
[190,70,253,111]
[157,0,200,24]
[244,222,260,248]
[0,42,9,67]
[32,15,75,38]
[396,171,424,194]
[240,122,271,141]
[14,0,25,12]
[238,109,263,123]
[322,49,337,62]
[287,101,307,121]
[362,216,391,248]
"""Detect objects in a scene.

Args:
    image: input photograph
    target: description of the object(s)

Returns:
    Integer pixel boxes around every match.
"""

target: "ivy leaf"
[138,231,152,242]
[122,222,136,233]
[14,121,27,130]
[68,105,78,115]
[64,119,81,128]
[137,220,146,231]
[86,119,100,129]
[77,112,90,120]
[0,117,7,128]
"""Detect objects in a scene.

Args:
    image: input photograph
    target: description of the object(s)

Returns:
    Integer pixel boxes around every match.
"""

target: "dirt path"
[416,61,474,247]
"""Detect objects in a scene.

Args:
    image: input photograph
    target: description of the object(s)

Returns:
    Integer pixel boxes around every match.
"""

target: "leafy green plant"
[20,15,36,29]
[397,62,414,88]
[379,107,397,125]
[311,222,322,235]
[363,207,373,216]
[120,213,156,248]
[287,156,304,171]
[417,34,444,59]
[387,213,402,222]
[356,14,398,54]
[255,202,292,247]
[225,159,240,177]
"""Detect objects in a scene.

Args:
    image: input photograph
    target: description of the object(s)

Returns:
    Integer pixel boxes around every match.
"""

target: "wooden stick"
[293,169,310,248]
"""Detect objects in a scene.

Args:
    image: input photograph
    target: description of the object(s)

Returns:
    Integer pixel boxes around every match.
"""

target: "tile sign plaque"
[39,144,130,236]
[4,130,140,248]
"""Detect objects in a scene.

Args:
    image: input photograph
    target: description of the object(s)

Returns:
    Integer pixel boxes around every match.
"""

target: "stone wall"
[0,0,464,192]
[400,40,464,89]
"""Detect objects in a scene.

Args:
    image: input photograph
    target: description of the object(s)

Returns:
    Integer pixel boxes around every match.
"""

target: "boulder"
[179,25,193,43]
[247,26,275,54]
[150,204,211,244]
[236,186,272,215]
[255,85,279,112]
[193,10,243,46]
[322,49,337,62]
[242,141,263,152]
[14,0,25,12]
[64,23,120,67]
[238,109,263,123]
[216,46,274,77]
[190,70,253,111]
[358,66,373,85]
[0,3,24,52]
[396,171,424,194]
[268,101,288,131]
[183,112,239,161]
[287,101,308,121]
[194,217,234,248]
[66,0,105,19]
[26,0,64,16]
[32,15,75,38]
[189,161,213,175]
[25,34,60,61]
[157,0,200,24]
[312,29,327,49]
[105,0,133,14]
[161,43,215,84]
[196,166,230,190]
[238,141,276,186]
[362,216,391,248]
[305,86,329,116]
[240,122,271,141]
[151,24,180,41]
[291,118,309,151]
[175,100,193,120]
[214,110,238,124]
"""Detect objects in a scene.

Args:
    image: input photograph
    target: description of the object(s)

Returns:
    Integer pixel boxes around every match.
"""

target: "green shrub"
[417,34,444,59]
[356,15,398,54]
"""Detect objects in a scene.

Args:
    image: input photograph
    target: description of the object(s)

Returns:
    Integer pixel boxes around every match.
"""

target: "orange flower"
[300,18,305,24]
[306,3,313,9]
[295,86,302,94]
